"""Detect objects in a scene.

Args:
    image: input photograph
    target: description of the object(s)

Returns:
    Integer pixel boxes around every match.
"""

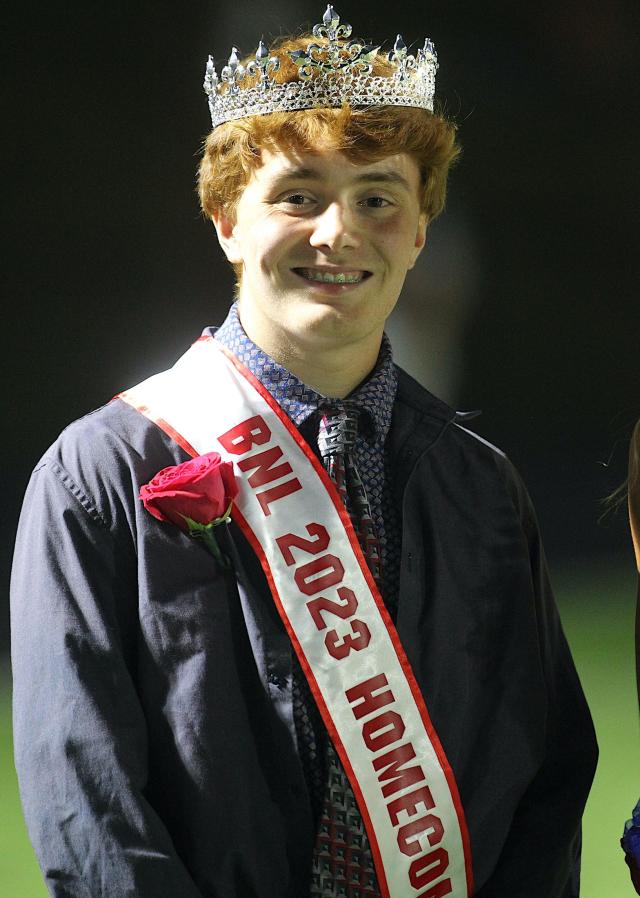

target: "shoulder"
[394,364,508,466]
[393,364,529,514]
[30,399,188,528]
[50,397,180,468]
[394,365,456,427]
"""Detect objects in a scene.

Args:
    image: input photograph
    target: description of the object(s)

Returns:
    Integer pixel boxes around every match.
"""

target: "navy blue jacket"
[11,363,597,897]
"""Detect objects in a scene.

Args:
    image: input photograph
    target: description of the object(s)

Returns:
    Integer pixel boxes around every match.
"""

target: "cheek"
[257,221,303,274]
[379,229,420,274]
[238,223,277,275]
[375,212,421,254]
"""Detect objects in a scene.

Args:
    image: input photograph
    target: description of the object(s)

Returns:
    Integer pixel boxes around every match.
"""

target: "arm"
[622,425,640,893]
[629,440,640,701]
[10,455,205,898]
[476,463,598,898]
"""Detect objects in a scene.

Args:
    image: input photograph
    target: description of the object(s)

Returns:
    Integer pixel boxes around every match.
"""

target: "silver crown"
[203,5,438,129]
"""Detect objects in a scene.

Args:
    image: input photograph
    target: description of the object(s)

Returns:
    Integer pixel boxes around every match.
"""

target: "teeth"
[299,269,364,284]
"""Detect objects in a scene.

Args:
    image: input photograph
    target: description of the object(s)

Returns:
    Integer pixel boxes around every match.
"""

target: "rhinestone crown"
[203,5,438,129]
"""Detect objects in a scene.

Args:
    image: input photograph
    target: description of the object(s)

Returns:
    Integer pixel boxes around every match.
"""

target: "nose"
[308,202,359,252]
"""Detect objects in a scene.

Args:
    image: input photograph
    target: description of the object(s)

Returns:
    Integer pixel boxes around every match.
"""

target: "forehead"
[244,146,422,194]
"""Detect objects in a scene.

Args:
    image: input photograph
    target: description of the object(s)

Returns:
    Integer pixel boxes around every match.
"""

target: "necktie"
[316,404,383,587]
[310,403,382,898]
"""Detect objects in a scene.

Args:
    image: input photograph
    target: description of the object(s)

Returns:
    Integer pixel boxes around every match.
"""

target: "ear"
[408,213,428,270]
[211,209,243,265]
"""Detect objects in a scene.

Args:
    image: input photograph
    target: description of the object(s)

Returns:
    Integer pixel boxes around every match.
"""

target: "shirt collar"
[207,302,397,446]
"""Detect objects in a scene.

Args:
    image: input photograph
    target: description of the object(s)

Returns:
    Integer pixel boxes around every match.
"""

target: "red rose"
[140,452,238,531]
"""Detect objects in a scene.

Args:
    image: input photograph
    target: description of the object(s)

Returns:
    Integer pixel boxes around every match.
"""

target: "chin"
[292,306,371,346]
[294,301,351,326]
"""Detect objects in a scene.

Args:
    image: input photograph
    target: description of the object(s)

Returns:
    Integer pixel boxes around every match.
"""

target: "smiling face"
[213,146,427,366]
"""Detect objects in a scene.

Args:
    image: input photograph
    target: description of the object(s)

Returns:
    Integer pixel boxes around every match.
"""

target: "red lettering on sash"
[417,882,452,898]
[345,673,395,720]
[238,446,293,487]
[344,672,456,896]
[363,710,406,752]
[387,785,436,826]
[325,619,371,660]
[273,524,370,661]
[372,743,425,798]
[397,815,444,856]
[276,523,330,565]
[295,555,345,596]
[410,848,451,894]
[218,415,271,454]
[416,880,453,898]
[307,586,359,630]
[256,478,303,516]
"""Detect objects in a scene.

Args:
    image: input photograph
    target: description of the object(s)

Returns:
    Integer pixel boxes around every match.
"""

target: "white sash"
[119,336,473,898]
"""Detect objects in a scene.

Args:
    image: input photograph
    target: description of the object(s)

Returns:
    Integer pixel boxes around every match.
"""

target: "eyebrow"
[269,166,413,191]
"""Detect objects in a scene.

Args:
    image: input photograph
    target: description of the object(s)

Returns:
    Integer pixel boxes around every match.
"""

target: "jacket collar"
[390,365,481,500]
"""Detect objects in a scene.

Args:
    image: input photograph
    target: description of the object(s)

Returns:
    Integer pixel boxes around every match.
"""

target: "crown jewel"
[203,5,438,129]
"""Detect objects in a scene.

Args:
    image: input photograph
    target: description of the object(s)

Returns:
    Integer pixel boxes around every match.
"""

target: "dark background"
[4,0,638,649]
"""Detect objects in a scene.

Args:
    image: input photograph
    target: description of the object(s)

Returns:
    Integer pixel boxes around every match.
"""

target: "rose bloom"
[139,452,238,530]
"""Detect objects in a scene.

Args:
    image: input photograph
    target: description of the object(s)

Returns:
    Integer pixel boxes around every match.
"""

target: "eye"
[282,193,311,206]
[360,196,392,208]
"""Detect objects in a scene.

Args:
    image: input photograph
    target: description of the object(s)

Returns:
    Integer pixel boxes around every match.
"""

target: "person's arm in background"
[629,424,640,698]
[622,421,640,894]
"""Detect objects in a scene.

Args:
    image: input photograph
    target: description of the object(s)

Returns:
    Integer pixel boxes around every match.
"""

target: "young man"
[11,8,596,898]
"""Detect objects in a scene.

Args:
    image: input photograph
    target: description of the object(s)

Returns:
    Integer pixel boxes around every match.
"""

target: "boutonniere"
[139,452,238,567]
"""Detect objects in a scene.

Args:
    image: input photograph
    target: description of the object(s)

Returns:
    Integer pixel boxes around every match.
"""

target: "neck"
[278,342,380,398]
[236,305,381,398]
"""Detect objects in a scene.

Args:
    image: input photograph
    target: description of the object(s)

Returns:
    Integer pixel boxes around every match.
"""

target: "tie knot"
[317,404,359,458]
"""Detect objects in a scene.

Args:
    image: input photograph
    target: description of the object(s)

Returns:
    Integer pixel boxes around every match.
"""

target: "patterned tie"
[310,403,382,898]
[316,404,383,587]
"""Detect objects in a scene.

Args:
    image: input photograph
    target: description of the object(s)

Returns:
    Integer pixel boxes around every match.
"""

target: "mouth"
[292,267,372,286]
